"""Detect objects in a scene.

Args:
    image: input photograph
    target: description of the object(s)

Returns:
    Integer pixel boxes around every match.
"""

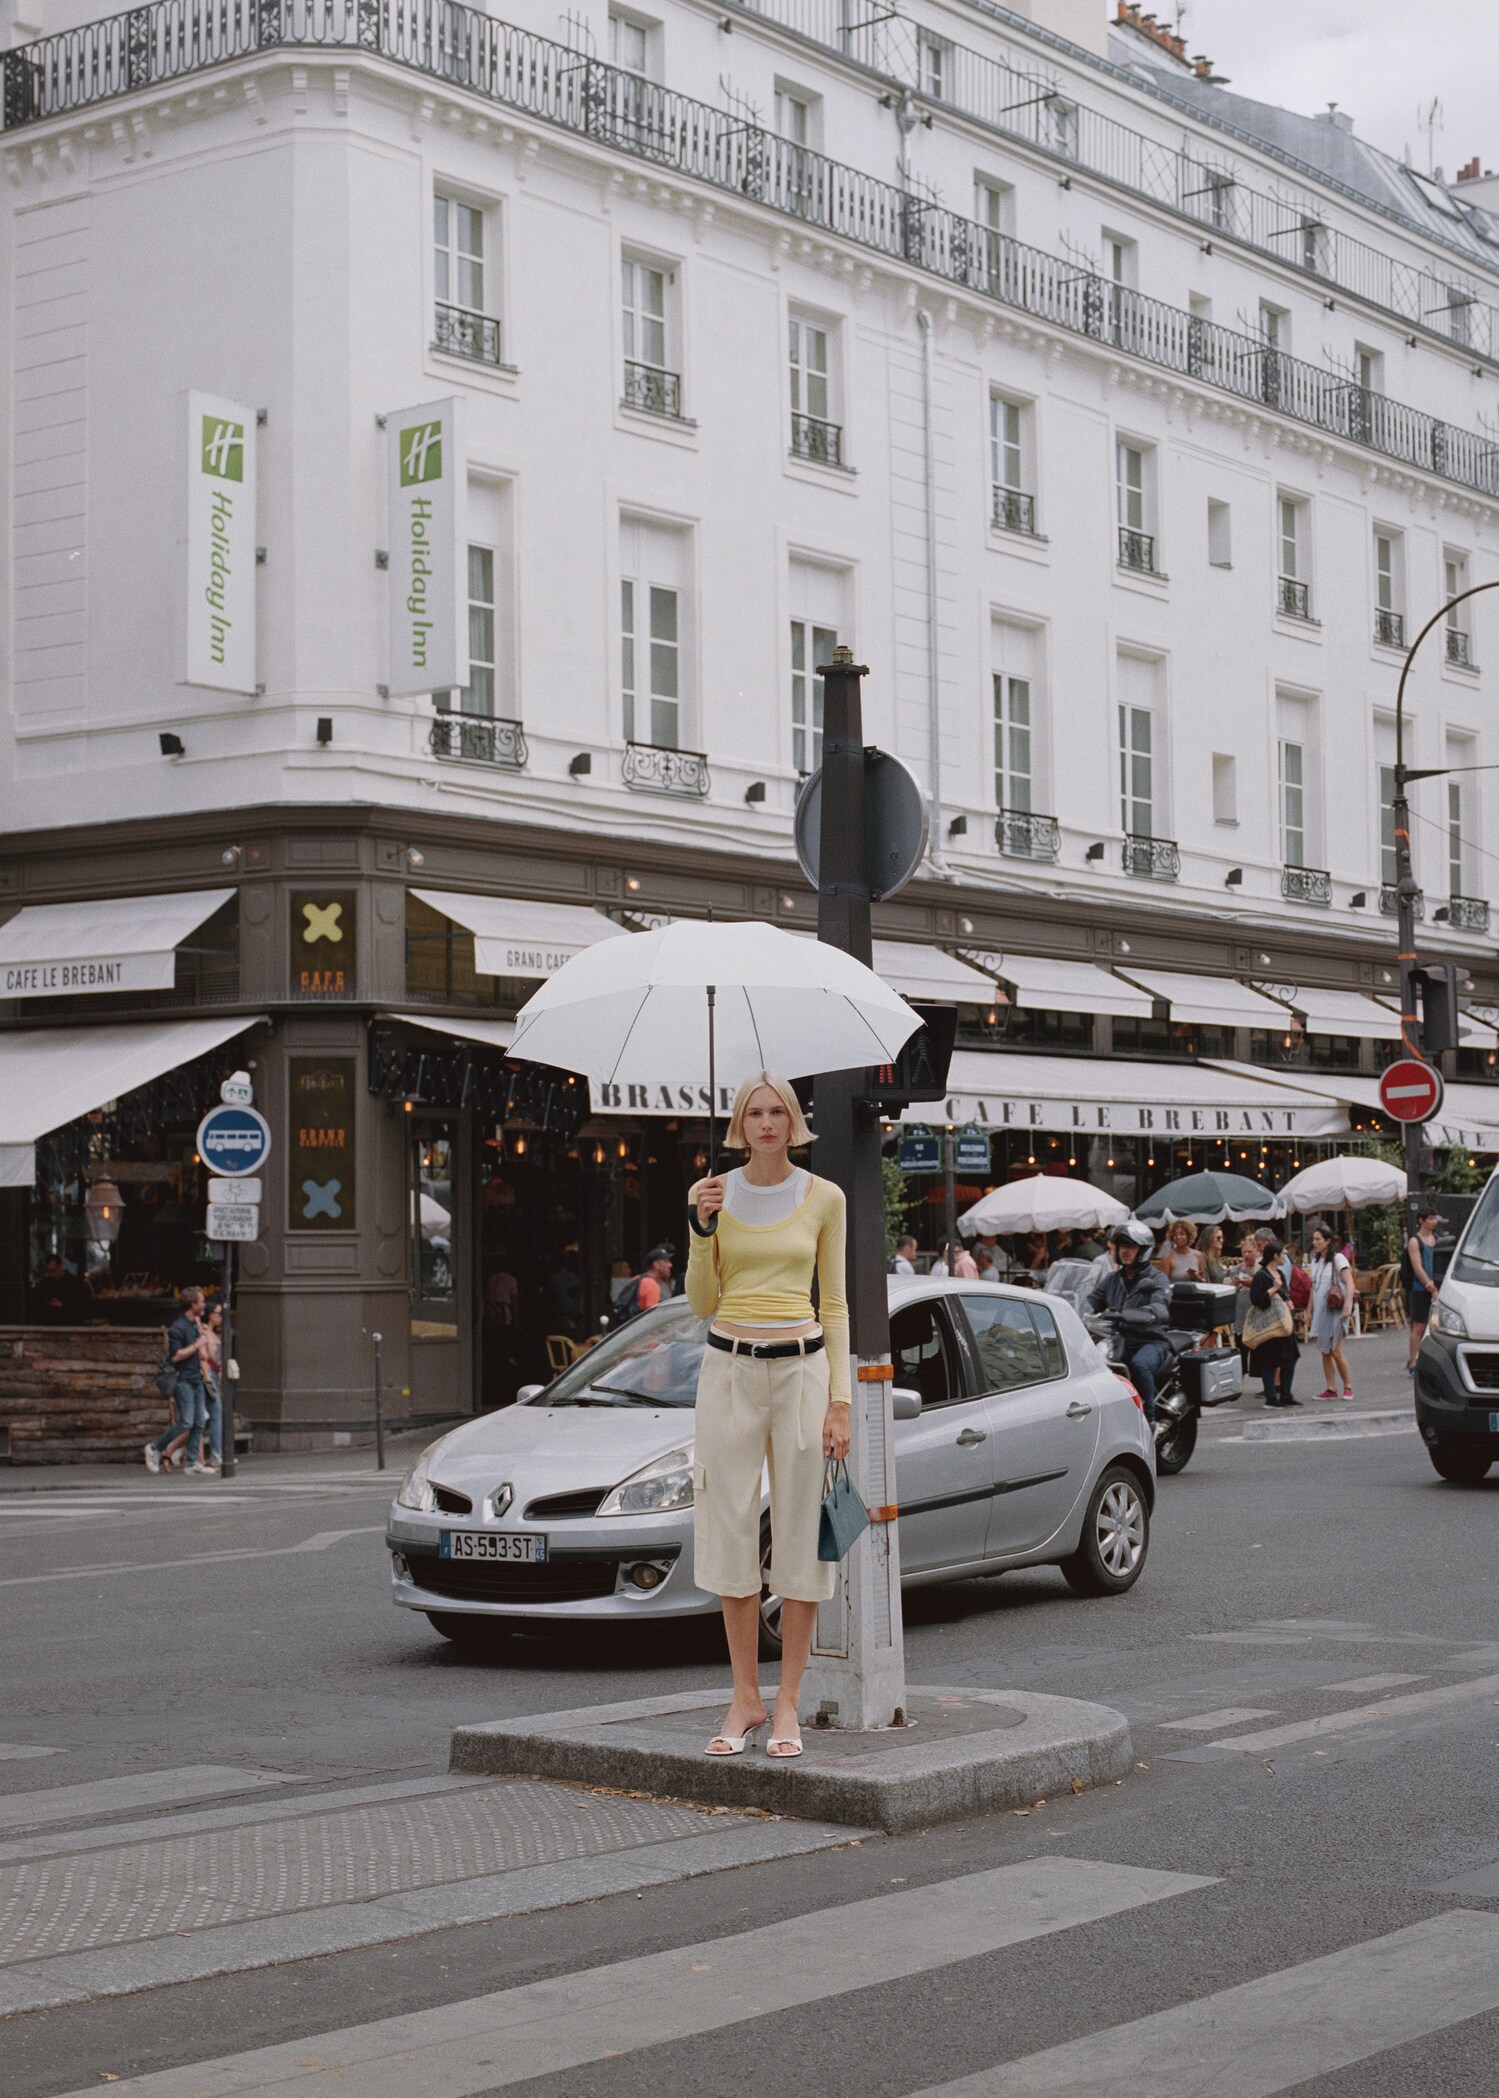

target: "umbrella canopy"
[1277,1155,1407,1214]
[959,1174,1129,1237]
[508,918,921,1086]
[1134,1170,1282,1226]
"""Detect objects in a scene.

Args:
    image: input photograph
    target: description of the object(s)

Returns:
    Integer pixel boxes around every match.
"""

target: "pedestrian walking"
[1405,1206,1440,1372]
[685,1072,849,1763]
[889,1234,918,1276]
[1254,1225,1300,1403]
[943,1240,979,1279]
[610,1246,676,1326]
[1245,1240,1298,1407]
[145,1288,210,1473]
[1308,1224,1355,1400]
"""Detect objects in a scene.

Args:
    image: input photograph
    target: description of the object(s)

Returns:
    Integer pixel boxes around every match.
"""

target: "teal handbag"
[817,1459,870,1562]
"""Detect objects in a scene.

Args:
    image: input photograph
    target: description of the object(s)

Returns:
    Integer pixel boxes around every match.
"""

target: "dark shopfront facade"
[4,800,1499,1456]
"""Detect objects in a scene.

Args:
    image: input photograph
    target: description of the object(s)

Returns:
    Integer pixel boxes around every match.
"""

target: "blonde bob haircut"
[724,1071,815,1152]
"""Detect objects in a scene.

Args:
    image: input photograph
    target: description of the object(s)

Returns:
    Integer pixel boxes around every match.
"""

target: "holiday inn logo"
[399,420,443,486]
[200,415,244,482]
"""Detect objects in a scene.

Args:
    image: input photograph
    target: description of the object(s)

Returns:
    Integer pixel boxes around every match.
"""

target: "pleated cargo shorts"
[691,1336,837,1605]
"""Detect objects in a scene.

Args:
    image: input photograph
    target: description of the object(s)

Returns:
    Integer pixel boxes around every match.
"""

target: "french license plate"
[439,1530,547,1562]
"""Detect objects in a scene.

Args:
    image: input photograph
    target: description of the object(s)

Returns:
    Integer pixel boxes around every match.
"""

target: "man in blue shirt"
[145,1288,209,1474]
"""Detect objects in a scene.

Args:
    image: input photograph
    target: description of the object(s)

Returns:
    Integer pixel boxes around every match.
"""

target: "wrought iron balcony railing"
[1379,882,1424,919]
[622,360,683,418]
[622,741,710,797]
[1277,576,1311,620]
[432,302,504,366]
[1445,893,1490,933]
[429,714,527,768]
[1446,625,1474,667]
[1123,833,1180,881]
[790,412,843,465]
[1281,863,1332,906]
[991,487,1037,536]
[8,5,1499,504]
[995,807,1060,861]
[1118,526,1157,574]
[1374,606,1406,648]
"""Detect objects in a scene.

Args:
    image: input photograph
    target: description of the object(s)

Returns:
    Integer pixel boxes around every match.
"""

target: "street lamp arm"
[1395,578,1499,768]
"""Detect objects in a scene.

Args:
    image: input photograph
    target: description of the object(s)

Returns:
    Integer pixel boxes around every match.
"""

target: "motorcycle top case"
[1169,1282,1237,1333]
[1177,1345,1244,1407]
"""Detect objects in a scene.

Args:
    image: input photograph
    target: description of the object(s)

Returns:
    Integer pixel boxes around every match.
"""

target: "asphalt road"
[2,1356,1497,2096]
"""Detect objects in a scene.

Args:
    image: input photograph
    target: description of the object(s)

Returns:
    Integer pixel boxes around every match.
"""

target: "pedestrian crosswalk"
[39,1857,1499,2098]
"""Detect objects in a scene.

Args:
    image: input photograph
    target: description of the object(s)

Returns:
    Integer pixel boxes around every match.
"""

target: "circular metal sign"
[196,1104,273,1177]
[793,748,930,902]
[1378,1059,1444,1125]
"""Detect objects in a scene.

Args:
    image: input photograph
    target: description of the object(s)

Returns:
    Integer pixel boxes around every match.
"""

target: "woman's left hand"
[823,1402,851,1461]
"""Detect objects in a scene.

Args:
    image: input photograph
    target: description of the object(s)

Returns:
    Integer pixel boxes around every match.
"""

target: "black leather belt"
[708,1332,825,1361]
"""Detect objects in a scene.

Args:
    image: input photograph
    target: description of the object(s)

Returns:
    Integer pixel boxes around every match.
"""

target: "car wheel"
[1427,1444,1493,1485]
[1154,1410,1198,1476]
[425,1611,500,1650]
[757,1519,783,1659]
[1060,1465,1149,1597]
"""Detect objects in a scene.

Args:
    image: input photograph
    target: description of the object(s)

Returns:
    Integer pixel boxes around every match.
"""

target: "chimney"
[1457,155,1482,184]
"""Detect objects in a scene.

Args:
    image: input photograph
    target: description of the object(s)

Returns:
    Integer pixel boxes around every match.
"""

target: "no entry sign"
[1378,1059,1444,1125]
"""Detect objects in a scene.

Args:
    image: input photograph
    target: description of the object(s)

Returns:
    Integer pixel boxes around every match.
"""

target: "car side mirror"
[515,1383,545,1406]
[891,1386,923,1421]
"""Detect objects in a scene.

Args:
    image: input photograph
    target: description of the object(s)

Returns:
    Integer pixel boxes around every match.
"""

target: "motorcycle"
[1084,1286,1243,1475]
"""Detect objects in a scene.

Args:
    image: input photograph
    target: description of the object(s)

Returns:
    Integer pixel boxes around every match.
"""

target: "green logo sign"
[399,421,443,486]
[200,415,244,482]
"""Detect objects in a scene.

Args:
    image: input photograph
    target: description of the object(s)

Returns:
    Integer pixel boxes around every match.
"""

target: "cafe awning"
[1207,1060,1499,1152]
[870,942,996,1003]
[1113,968,1289,1029]
[391,1013,515,1052]
[410,892,625,979]
[976,953,1154,1019]
[1278,987,1403,1041]
[898,1051,1349,1139]
[0,1014,261,1187]
[0,889,234,1001]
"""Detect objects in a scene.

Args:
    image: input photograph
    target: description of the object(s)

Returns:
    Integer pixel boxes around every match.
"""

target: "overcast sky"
[1162,2,1497,179]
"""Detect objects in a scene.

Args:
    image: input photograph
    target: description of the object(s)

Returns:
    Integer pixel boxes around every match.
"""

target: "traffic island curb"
[1240,1406,1416,1442]
[449,1686,1132,1834]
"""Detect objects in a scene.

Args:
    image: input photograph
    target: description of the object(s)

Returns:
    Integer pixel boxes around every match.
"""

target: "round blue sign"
[196,1104,272,1177]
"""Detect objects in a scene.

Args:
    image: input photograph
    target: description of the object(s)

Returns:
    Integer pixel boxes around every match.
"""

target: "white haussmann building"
[2,0,1497,1444]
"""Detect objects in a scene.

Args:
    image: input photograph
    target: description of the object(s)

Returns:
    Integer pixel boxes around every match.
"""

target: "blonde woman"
[686,1073,849,1762]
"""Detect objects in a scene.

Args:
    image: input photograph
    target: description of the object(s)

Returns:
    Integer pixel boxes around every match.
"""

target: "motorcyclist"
[1087,1220,1172,1422]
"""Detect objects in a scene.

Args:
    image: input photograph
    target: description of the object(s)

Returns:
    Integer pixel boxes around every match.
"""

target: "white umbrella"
[509,919,922,1165]
[1277,1155,1407,1213]
[959,1174,1129,1238]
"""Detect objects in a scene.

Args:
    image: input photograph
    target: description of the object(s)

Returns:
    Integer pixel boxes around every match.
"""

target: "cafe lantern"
[84,1174,125,1244]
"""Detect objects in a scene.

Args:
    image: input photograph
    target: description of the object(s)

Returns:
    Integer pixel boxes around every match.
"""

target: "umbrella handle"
[707,984,717,1179]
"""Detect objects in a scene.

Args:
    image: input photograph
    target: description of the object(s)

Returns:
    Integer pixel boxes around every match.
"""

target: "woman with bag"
[1309,1223,1355,1400]
[1243,1240,1298,1407]
[686,1072,850,1763]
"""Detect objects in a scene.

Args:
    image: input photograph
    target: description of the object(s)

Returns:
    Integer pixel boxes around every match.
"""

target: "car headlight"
[1429,1299,1469,1339]
[597,1446,695,1516]
[395,1437,445,1512]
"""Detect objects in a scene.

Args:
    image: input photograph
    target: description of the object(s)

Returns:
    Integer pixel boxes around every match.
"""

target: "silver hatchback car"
[386,1276,1155,1652]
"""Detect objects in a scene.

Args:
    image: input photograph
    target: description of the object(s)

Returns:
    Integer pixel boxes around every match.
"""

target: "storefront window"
[412,1124,456,1338]
[404,893,531,1010]
[1110,1019,1234,1060]
[956,1004,1094,1053]
[1247,1028,1363,1072]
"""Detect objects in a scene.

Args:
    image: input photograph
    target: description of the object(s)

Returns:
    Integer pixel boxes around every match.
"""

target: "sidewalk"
[1201,1326,1416,1434]
[0,1428,437,1494]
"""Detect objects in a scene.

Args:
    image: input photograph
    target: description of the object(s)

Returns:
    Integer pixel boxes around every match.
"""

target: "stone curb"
[450,1687,1133,1835]
[1240,1408,1416,1443]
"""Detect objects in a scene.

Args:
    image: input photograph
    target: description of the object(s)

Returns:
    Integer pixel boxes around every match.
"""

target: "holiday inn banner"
[183,390,257,693]
[386,396,468,696]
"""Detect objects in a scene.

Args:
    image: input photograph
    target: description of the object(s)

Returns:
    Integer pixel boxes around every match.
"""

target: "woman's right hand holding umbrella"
[696,1176,726,1229]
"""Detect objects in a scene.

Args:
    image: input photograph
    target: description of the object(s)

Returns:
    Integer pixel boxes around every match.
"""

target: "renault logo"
[489,1483,514,1520]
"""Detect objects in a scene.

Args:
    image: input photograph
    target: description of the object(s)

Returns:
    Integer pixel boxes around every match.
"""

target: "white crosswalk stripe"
[45,1858,1211,2098]
[1206,1671,1499,1751]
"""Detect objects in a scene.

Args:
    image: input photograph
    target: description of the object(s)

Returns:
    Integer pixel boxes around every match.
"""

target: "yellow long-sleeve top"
[685,1174,851,1403]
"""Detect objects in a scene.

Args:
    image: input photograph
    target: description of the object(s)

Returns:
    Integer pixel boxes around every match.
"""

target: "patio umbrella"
[959,1174,1129,1237]
[1277,1155,1407,1214]
[508,918,921,1169]
[1134,1169,1281,1226]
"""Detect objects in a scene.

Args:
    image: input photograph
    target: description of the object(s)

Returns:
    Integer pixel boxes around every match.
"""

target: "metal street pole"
[943,1128,958,1266]
[804,645,907,1731]
[1392,578,1499,1236]
[219,1242,236,1480]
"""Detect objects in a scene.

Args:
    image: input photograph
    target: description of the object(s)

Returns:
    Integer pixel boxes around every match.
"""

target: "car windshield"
[526,1299,709,1408]
[1452,1174,1499,1286]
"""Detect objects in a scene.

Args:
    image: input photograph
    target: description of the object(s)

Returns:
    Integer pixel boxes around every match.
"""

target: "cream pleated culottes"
[692,1337,836,1605]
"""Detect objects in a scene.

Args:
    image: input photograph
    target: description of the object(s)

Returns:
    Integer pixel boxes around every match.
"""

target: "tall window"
[774,87,809,144]
[1279,497,1300,582]
[609,12,648,73]
[462,546,495,716]
[1445,550,1471,662]
[789,316,830,422]
[790,620,836,773]
[1356,345,1383,393]
[1449,778,1465,898]
[1118,702,1153,837]
[1116,442,1145,531]
[1279,738,1305,867]
[434,195,484,314]
[621,579,679,748]
[622,257,667,371]
[990,397,1022,492]
[1258,300,1286,350]
[1379,763,1398,886]
[975,179,1013,237]
[1375,532,1397,611]
[917,30,947,98]
[994,675,1033,812]
[1049,98,1077,157]
[1448,288,1473,346]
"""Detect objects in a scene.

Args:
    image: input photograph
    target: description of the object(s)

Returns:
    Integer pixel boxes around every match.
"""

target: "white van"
[1415,1170,1499,1483]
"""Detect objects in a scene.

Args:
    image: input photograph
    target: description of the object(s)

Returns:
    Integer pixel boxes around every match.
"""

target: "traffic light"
[862,1002,958,1109]
[1414,963,1461,1056]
